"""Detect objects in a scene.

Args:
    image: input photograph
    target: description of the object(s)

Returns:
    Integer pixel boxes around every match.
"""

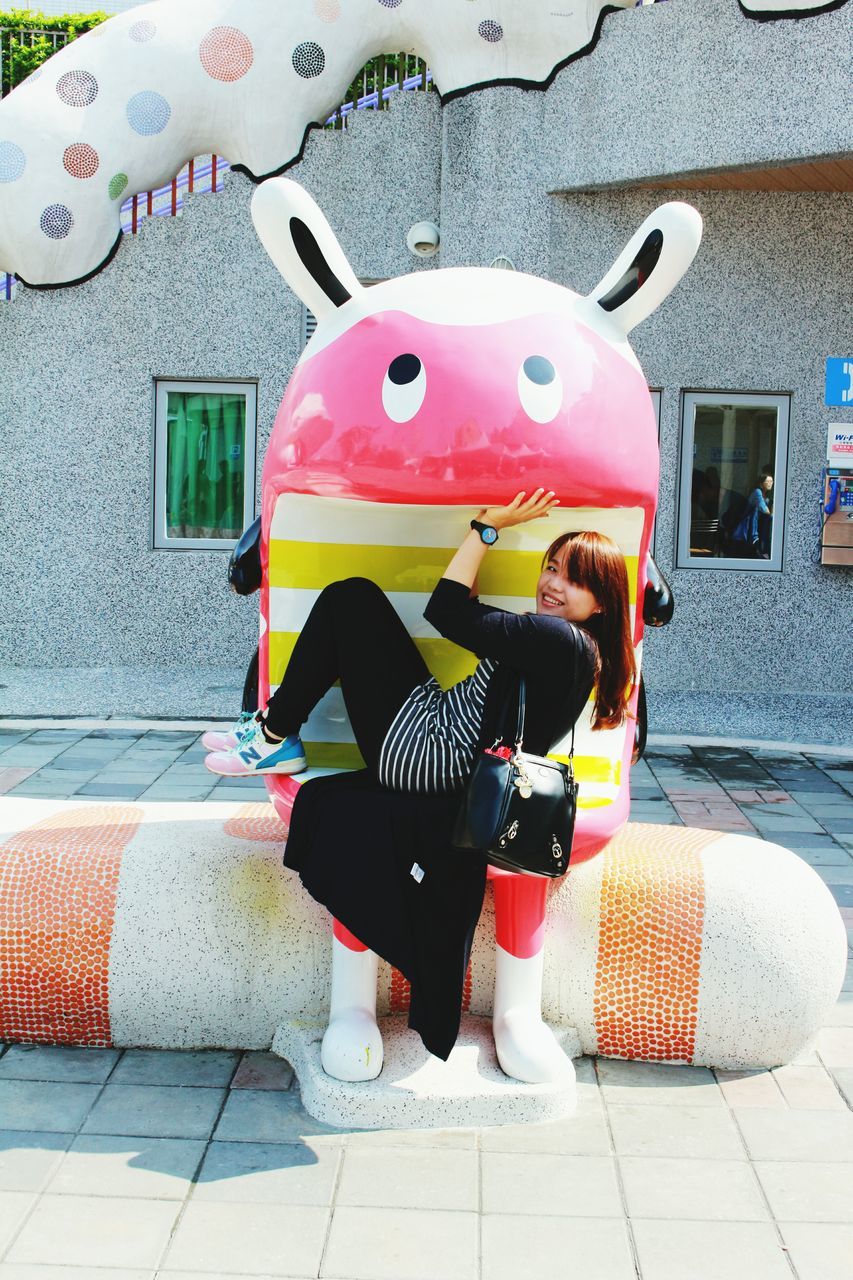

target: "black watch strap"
[471,519,499,545]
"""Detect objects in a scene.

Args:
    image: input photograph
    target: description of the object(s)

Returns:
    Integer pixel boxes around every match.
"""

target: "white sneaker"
[204,719,307,776]
[201,710,260,753]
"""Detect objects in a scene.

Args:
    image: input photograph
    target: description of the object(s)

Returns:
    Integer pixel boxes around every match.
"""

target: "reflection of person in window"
[732,470,773,559]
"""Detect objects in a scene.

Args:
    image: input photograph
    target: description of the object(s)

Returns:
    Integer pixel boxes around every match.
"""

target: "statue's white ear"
[251,178,363,321]
[588,202,703,334]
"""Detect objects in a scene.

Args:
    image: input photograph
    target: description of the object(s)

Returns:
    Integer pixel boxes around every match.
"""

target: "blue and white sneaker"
[204,718,307,776]
[201,710,260,753]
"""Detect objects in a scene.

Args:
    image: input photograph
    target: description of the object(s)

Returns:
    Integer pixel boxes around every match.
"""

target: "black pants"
[264,578,431,771]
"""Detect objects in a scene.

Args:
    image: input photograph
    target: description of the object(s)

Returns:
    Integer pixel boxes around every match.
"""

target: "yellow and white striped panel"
[268,495,644,810]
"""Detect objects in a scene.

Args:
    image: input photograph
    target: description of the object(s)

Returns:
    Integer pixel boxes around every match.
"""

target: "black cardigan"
[283,576,597,1060]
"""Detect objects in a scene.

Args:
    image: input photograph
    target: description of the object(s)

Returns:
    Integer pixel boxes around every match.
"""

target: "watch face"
[483,526,498,544]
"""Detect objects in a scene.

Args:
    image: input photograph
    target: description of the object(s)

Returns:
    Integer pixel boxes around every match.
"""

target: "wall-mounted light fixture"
[407,220,440,257]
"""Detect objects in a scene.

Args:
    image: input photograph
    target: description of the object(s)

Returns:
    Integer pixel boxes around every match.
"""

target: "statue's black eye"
[388,353,422,385]
[518,355,562,423]
[523,355,556,386]
[383,354,426,422]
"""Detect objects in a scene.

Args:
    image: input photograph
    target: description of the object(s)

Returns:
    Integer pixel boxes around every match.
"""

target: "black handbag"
[452,674,578,877]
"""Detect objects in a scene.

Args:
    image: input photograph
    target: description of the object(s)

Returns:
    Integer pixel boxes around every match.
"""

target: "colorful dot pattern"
[478,19,504,42]
[390,964,472,1014]
[40,204,73,239]
[593,824,717,1063]
[314,0,342,20]
[126,90,171,136]
[0,141,25,183]
[0,805,140,1045]
[199,26,254,82]
[129,20,156,43]
[224,803,289,842]
[108,172,128,200]
[63,142,99,179]
[292,41,326,78]
[56,69,98,107]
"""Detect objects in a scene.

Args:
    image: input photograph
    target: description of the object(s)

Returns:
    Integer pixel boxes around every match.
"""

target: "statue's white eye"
[518,355,562,424]
[382,353,426,423]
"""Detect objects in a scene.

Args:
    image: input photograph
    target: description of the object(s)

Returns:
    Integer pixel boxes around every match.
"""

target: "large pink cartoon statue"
[241,178,702,1085]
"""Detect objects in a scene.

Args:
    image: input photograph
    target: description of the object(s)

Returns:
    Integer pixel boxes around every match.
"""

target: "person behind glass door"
[732,470,773,559]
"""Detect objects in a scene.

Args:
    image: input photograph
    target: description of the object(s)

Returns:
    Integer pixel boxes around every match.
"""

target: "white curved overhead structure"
[0,0,844,287]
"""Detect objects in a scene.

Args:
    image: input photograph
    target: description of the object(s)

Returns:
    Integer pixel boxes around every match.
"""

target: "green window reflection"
[165,391,246,540]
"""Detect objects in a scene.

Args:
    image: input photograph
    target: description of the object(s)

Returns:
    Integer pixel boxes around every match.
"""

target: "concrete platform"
[272,1013,582,1129]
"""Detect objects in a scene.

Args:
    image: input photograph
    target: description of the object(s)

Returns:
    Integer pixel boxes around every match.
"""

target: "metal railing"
[0,26,68,97]
[0,58,437,299]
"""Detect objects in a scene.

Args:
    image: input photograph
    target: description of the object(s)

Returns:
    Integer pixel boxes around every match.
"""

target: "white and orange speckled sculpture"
[0,799,845,1084]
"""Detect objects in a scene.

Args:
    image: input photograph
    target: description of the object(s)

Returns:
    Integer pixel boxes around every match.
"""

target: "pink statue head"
[250,179,701,851]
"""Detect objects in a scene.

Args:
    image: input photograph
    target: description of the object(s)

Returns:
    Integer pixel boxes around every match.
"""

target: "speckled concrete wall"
[1,0,851,709]
[544,0,852,190]
[0,91,442,673]
[549,188,853,698]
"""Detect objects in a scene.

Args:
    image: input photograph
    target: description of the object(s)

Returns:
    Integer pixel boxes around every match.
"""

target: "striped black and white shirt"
[378,658,496,795]
[376,578,596,796]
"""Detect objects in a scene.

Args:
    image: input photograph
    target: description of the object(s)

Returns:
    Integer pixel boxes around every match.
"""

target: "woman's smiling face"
[536,542,601,623]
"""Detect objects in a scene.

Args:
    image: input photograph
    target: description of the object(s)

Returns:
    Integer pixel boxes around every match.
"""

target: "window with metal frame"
[153,379,257,550]
[677,391,789,572]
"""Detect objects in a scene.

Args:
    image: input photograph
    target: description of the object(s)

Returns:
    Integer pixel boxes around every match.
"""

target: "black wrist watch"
[471,519,499,545]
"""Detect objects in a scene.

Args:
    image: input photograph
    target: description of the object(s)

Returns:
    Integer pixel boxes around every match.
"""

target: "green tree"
[0,10,108,95]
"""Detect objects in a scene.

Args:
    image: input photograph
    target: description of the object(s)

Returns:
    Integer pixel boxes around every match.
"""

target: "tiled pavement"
[0,724,852,1279]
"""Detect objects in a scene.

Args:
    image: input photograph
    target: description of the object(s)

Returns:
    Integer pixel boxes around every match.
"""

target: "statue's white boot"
[320,937,383,1082]
[492,944,575,1084]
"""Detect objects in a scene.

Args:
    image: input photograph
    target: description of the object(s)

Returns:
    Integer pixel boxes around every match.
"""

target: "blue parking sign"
[826,358,853,407]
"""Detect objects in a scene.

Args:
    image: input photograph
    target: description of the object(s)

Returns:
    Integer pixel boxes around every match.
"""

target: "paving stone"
[816,1026,853,1068]
[481,1151,622,1217]
[45,1134,205,1200]
[162,1202,329,1276]
[778,1222,853,1280]
[770,1065,847,1110]
[111,1050,239,1088]
[344,1126,478,1149]
[338,1145,478,1211]
[138,785,218,801]
[618,1156,769,1220]
[0,1192,41,1255]
[231,1052,294,1091]
[322,1206,477,1280]
[597,1058,724,1107]
[761,832,843,851]
[0,1081,101,1133]
[85,729,144,739]
[747,812,825,834]
[82,1085,226,1141]
[0,1264,155,1279]
[607,1103,745,1159]
[478,1104,610,1156]
[0,746,67,767]
[6,1193,180,1268]
[755,1162,853,1222]
[481,1214,636,1280]
[831,1068,853,1105]
[790,843,853,866]
[193,1139,339,1204]
[75,784,149,799]
[631,1220,792,1280]
[0,1130,72,1191]
[734,1107,853,1162]
[0,1046,120,1084]
[214,1089,344,1146]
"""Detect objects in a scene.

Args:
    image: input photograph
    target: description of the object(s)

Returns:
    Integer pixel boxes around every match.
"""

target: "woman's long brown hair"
[543,531,637,730]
